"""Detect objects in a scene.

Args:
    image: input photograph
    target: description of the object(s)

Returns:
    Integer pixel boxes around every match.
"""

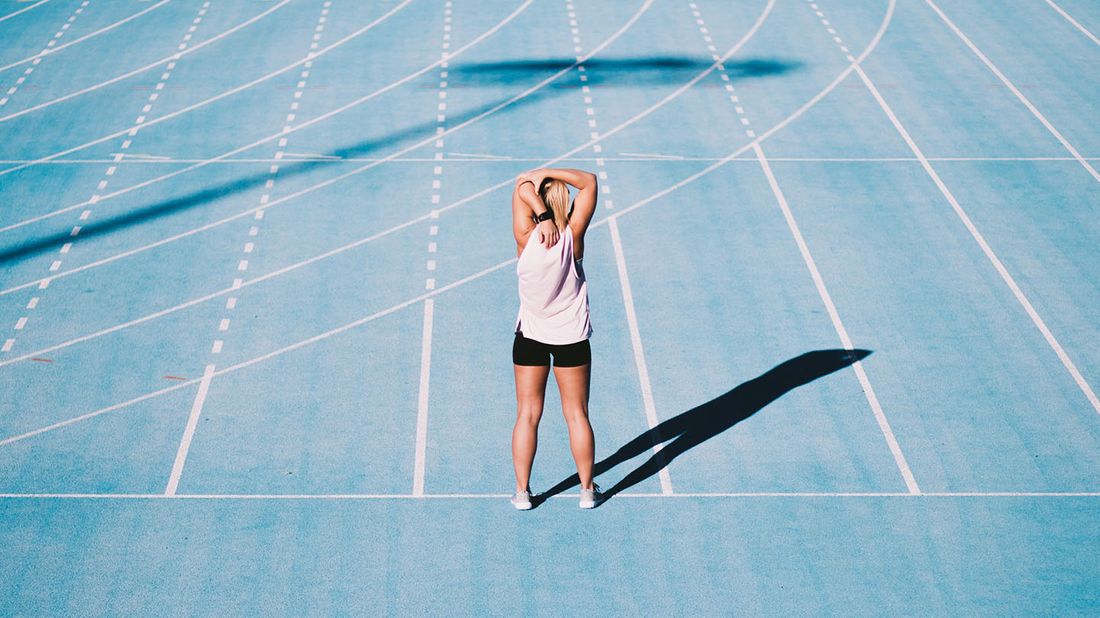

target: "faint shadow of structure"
[0,57,801,265]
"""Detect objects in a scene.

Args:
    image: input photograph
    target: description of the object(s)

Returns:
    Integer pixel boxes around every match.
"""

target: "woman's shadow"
[534,348,871,507]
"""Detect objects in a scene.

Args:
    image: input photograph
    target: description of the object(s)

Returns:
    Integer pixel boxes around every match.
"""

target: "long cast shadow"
[0,56,802,266]
[534,348,871,507]
[0,92,547,266]
[445,56,801,87]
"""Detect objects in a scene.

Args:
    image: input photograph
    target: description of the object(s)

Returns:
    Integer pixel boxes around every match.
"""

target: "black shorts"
[512,333,591,367]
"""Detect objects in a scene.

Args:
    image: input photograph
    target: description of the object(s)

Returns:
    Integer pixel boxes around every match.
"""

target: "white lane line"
[6,155,1099,165]
[0,260,517,447]
[0,0,408,175]
[1,491,1098,500]
[570,0,670,494]
[606,0,895,225]
[755,143,920,493]
[609,218,672,494]
[0,0,172,75]
[0,0,648,295]
[856,63,1100,415]
[412,299,434,496]
[164,363,215,495]
[7,2,880,445]
[0,0,88,109]
[3,0,208,353]
[0,0,785,368]
[923,0,1100,183]
[0,0,518,233]
[0,0,53,25]
[2,24,912,451]
[806,0,1099,415]
[1043,0,1100,45]
[412,8,452,497]
[170,2,332,491]
[0,0,293,123]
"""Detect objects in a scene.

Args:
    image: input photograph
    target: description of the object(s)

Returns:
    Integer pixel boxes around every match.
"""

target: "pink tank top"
[515,226,592,345]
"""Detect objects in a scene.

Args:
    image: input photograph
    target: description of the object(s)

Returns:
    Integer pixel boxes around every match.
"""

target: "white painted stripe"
[8,155,1098,165]
[0,0,794,366]
[755,142,920,493]
[412,299,434,496]
[0,0,295,124]
[0,0,511,231]
[1,491,1099,500]
[1043,0,1100,45]
[0,261,517,445]
[924,0,1099,183]
[0,0,657,304]
[0,0,172,75]
[609,218,673,495]
[0,0,53,25]
[855,64,1100,415]
[165,364,215,495]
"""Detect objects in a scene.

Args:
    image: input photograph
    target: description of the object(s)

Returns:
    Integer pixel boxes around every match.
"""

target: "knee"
[562,405,590,426]
[516,405,543,426]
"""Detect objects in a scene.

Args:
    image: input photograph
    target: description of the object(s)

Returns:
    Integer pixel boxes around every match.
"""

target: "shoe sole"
[512,501,532,511]
[579,500,597,509]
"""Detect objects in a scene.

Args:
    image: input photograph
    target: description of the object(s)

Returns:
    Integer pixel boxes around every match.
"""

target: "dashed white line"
[807,0,1100,415]
[0,0,516,236]
[571,0,671,494]
[0,0,779,368]
[0,0,89,109]
[692,0,917,493]
[0,0,293,123]
[413,0,452,497]
[2,0,208,354]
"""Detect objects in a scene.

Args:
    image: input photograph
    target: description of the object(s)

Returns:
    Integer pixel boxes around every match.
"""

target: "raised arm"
[512,175,560,254]
[534,168,598,235]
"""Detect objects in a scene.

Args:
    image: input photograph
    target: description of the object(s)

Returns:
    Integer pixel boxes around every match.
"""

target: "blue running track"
[1,0,1098,613]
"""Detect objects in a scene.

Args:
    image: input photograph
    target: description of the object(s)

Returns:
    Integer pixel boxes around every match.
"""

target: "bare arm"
[519,168,598,236]
[512,176,559,254]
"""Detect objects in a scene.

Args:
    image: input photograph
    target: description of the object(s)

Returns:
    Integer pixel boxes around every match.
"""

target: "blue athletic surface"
[1,0,1098,614]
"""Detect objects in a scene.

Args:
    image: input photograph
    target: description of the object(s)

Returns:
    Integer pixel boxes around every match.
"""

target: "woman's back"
[515,225,591,345]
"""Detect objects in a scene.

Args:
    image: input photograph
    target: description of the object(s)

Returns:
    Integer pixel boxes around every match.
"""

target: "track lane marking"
[924,0,1099,183]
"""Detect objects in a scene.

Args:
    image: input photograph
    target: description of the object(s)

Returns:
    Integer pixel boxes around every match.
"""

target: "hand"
[519,168,549,190]
[537,219,559,249]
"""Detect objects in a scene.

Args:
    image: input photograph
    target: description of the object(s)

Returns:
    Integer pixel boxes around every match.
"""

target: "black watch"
[535,210,554,223]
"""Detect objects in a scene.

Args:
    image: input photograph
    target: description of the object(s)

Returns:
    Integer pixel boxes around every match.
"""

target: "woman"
[510,167,601,510]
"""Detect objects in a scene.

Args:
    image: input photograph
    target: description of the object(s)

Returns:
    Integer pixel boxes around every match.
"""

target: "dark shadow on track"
[0,57,801,266]
[444,56,802,87]
[532,348,871,508]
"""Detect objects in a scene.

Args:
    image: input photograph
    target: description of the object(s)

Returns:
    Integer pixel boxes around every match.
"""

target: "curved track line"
[0,0,292,124]
[0,0,172,75]
[0,0,649,293]
[0,0,414,192]
[0,0,537,235]
[0,0,53,25]
[2,0,891,444]
[0,0,768,363]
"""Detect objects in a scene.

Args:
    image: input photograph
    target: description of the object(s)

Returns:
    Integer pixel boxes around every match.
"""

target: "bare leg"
[554,363,594,490]
[513,364,550,492]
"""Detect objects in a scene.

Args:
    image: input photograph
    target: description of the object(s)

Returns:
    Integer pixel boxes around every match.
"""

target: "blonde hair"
[538,178,571,231]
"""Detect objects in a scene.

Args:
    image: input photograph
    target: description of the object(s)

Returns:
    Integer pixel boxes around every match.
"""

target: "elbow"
[585,172,598,188]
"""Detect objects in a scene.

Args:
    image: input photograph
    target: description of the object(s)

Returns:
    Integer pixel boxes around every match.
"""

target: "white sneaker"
[511,489,533,510]
[579,484,603,509]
